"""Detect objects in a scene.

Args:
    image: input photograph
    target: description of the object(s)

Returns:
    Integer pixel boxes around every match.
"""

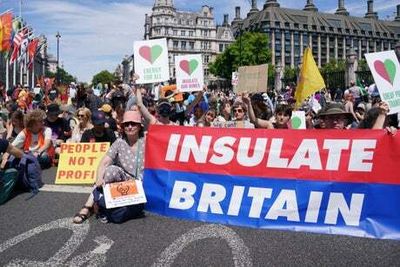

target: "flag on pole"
[294,47,326,107]
[27,38,38,70]
[9,28,26,64]
[356,79,368,96]
[17,35,29,63]
[0,12,13,52]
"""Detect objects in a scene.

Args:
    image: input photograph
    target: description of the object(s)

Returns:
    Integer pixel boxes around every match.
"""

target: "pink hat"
[122,110,142,124]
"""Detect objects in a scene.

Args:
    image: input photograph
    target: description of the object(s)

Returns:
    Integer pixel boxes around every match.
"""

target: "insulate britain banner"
[143,125,400,240]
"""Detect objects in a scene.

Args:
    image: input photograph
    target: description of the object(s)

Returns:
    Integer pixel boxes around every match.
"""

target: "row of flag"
[0,10,45,70]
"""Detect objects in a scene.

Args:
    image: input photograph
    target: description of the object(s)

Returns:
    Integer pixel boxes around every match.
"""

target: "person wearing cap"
[80,110,116,144]
[98,104,117,132]
[45,104,72,148]
[73,110,145,224]
[317,102,353,129]
[68,108,93,143]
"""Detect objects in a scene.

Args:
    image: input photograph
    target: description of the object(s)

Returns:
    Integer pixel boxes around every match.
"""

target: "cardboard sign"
[103,180,147,209]
[236,64,268,94]
[365,50,400,114]
[55,143,110,184]
[290,111,306,129]
[175,54,204,92]
[134,38,169,84]
[212,120,245,128]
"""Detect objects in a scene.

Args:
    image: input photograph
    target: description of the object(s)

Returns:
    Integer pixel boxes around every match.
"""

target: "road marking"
[0,218,114,267]
[152,224,253,267]
[40,184,93,194]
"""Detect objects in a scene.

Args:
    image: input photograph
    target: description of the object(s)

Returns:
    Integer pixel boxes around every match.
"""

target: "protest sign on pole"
[290,111,306,129]
[175,54,203,92]
[55,143,110,184]
[133,38,169,84]
[365,50,400,114]
[235,64,268,94]
[144,125,400,240]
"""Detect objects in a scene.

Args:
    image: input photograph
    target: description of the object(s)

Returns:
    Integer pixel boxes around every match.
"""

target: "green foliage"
[92,70,116,86]
[358,59,370,71]
[282,66,298,85]
[46,68,76,85]
[209,32,272,80]
[320,59,346,74]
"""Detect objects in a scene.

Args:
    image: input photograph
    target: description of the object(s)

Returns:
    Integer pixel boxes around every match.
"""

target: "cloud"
[24,0,152,82]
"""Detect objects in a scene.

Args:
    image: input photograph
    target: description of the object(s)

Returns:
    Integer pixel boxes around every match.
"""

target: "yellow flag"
[294,47,325,107]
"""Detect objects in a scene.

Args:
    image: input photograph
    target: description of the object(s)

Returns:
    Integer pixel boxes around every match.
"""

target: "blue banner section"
[144,169,400,240]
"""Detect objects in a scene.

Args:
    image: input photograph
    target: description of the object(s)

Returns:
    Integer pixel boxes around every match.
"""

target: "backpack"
[14,153,43,194]
[93,187,144,224]
[0,168,19,205]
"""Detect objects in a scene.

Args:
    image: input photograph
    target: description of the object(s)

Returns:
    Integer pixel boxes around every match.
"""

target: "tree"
[209,32,272,80]
[46,67,77,85]
[92,70,116,87]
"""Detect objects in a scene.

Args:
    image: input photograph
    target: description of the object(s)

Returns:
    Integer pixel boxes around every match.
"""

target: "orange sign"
[109,180,138,199]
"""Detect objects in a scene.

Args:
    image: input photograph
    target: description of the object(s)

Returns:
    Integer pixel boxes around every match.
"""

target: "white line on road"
[40,184,93,194]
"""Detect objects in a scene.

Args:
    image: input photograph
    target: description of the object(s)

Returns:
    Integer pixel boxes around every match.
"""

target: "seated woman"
[9,110,54,169]
[73,110,145,224]
[68,107,93,143]
[6,110,24,142]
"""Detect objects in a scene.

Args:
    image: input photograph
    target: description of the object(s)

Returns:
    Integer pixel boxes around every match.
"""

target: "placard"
[134,38,169,84]
[55,143,110,184]
[290,111,306,129]
[236,64,268,93]
[103,180,147,209]
[175,54,204,92]
[365,50,400,114]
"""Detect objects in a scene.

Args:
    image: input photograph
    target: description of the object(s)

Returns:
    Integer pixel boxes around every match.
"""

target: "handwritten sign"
[134,38,169,84]
[103,180,147,209]
[365,50,400,114]
[55,143,110,184]
[236,64,268,94]
[175,54,204,92]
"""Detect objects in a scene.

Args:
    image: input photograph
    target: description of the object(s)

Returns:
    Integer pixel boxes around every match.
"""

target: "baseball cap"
[98,104,112,113]
[91,110,106,125]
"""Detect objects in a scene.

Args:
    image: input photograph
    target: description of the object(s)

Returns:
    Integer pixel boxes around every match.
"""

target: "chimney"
[264,0,280,9]
[248,0,259,17]
[365,0,378,19]
[304,0,318,12]
[395,4,400,21]
[223,14,229,26]
[335,0,349,16]
[235,6,241,20]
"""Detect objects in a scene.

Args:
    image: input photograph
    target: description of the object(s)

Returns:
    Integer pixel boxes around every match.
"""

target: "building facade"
[232,0,400,69]
[144,0,234,82]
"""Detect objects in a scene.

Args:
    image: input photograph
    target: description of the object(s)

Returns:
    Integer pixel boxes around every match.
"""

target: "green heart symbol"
[189,59,199,75]
[291,116,302,129]
[384,59,396,85]
[151,45,163,64]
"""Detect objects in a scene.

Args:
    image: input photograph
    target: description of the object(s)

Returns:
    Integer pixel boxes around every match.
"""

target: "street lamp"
[238,21,243,66]
[56,31,61,84]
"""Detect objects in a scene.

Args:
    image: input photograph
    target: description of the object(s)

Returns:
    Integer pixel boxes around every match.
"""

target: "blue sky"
[1,0,398,82]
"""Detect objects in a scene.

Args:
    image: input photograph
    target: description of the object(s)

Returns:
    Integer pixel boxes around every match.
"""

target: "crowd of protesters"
[0,74,397,223]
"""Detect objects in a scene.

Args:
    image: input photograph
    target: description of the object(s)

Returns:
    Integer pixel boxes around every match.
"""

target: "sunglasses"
[77,114,85,118]
[124,122,140,127]
[234,109,244,113]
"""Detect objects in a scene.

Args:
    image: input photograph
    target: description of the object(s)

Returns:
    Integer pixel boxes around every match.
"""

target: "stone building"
[144,0,234,82]
[231,0,400,69]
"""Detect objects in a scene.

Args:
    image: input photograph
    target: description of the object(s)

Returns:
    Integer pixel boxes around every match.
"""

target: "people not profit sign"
[365,50,400,114]
[175,54,204,92]
[134,39,169,84]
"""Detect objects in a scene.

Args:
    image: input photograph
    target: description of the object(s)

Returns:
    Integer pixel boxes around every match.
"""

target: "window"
[181,30,185,36]
[181,41,186,49]
[173,30,177,36]
[173,41,178,48]
[312,25,317,30]
[189,31,194,37]
[219,44,224,52]
[275,22,281,27]
[285,22,290,28]
[320,26,325,31]
[294,23,299,29]
[204,69,209,77]
[204,55,210,63]
[303,24,308,29]
[329,27,334,32]
[189,42,195,50]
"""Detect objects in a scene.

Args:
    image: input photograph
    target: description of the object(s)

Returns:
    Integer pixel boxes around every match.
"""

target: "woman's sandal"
[72,206,92,224]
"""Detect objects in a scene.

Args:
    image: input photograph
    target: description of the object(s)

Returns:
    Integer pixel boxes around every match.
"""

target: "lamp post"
[56,31,61,84]
[238,22,243,66]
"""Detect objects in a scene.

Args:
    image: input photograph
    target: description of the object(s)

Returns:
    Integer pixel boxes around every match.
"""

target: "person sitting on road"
[80,110,116,144]
[9,110,54,169]
[98,104,117,132]
[6,110,24,143]
[0,139,24,169]
[72,110,146,224]
[68,108,93,143]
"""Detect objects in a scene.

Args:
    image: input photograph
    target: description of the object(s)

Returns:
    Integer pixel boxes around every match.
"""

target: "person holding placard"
[73,110,145,224]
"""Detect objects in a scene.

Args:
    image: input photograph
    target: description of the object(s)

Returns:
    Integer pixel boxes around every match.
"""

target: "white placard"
[232,72,239,86]
[133,38,169,84]
[33,87,41,94]
[365,51,400,114]
[290,111,306,129]
[175,54,204,92]
[103,180,147,209]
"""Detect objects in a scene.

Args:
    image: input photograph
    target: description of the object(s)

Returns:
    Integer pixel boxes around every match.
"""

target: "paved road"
[0,168,399,266]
